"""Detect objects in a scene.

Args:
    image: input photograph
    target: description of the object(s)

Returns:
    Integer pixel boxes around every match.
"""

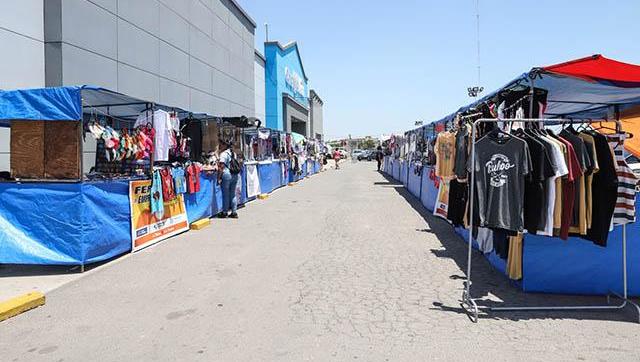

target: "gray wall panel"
[159,42,189,84]
[189,0,213,36]
[62,44,117,89]
[159,78,190,110]
[190,88,215,115]
[0,29,44,89]
[117,19,160,73]
[0,0,44,41]
[189,57,213,93]
[211,40,230,74]
[158,3,189,52]
[189,25,214,65]
[158,0,189,20]
[89,0,117,13]
[212,95,230,116]
[62,0,117,58]
[117,0,160,35]
[117,63,160,102]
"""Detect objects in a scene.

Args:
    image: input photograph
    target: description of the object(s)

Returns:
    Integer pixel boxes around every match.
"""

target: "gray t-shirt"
[472,133,531,232]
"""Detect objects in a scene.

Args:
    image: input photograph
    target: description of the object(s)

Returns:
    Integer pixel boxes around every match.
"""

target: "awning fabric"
[544,54,640,88]
[0,86,83,123]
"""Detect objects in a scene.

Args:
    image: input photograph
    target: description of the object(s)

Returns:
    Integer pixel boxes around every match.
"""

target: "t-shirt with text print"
[472,133,531,232]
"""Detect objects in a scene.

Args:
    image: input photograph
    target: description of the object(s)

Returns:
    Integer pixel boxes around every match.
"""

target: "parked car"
[352,149,365,159]
[358,150,374,161]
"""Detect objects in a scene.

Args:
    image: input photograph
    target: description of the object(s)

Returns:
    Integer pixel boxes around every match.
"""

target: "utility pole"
[265,23,269,42]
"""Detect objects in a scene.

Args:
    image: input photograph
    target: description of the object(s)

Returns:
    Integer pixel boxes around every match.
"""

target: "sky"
[240,0,640,140]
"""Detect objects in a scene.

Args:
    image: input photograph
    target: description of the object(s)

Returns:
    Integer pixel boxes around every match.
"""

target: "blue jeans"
[221,170,239,213]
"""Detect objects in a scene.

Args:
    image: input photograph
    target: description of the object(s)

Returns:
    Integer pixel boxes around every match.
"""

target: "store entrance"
[291,116,307,136]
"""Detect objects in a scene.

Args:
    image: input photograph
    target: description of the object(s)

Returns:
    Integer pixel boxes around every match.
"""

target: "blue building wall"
[264,42,309,131]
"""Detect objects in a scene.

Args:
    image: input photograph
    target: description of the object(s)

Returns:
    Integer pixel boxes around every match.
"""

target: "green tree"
[360,138,377,150]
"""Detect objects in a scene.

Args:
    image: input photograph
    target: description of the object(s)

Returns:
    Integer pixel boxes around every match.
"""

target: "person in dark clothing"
[376,146,383,171]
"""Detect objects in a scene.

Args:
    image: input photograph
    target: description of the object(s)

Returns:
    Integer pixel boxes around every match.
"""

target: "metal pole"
[462,119,479,322]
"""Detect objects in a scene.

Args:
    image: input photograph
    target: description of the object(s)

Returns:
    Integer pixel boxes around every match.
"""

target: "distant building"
[264,41,310,137]
[309,89,324,140]
[254,50,266,124]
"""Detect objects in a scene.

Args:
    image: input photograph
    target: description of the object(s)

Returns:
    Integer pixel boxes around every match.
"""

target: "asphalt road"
[2,162,640,361]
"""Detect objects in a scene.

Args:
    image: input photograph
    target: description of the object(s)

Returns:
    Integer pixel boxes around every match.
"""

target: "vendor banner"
[129,180,189,251]
[246,163,261,198]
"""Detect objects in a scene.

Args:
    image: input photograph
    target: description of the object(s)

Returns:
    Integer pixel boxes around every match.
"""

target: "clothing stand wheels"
[463,118,639,323]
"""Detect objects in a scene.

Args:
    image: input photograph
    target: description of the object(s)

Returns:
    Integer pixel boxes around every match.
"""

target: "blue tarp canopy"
[0,85,217,127]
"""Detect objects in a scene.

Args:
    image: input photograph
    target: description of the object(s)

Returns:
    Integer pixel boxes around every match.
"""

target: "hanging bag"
[229,150,242,175]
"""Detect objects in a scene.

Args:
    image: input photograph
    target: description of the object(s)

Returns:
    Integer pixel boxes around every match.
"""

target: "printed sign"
[246,163,261,198]
[129,180,189,251]
[433,179,450,219]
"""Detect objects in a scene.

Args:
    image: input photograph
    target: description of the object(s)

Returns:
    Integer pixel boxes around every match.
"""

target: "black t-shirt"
[472,132,531,232]
[518,131,554,232]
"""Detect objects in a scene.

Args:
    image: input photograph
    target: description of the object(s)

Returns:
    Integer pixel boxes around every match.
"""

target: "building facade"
[309,89,324,140]
[264,41,310,136]
[254,50,266,123]
[44,0,256,117]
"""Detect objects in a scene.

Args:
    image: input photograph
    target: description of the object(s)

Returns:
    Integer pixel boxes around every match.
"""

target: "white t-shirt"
[537,135,568,236]
[134,109,172,161]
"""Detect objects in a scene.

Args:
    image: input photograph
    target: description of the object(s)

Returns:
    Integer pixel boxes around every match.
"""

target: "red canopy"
[543,54,640,87]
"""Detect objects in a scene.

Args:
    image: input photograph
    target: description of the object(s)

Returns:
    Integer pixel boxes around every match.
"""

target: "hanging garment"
[475,227,494,253]
[434,132,456,179]
[151,169,164,219]
[454,125,470,181]
[560,129,592,235]
[160,168,176,201]
[578,133,600,230]
[584,131,618,246]
[186,164,201,193]
[553,135,582,240]
[507,233,523,280]
[607,133,639,225]
[447,179,468,227]
[472,132,531,232]
[245,163,261,198]
[134,109,173,162]
[518,131,555,233]
[537,134,568,236]
[171,166,187,194]
[181,119,203,161]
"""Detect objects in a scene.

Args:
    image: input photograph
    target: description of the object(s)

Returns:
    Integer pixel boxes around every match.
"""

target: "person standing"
[376,145,383,171]
[333,149,341,169]
[218,141,239,218]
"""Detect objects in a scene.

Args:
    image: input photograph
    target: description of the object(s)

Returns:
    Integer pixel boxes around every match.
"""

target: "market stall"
[384,55,640,304]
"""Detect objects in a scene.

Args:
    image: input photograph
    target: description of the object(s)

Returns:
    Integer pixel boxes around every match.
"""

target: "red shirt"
[160,168,176,201]
[186,164,201,194]
[333,151,341,160]
[557,136,583,240]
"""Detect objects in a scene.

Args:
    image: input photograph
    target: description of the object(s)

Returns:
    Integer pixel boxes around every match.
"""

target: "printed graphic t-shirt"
[472,133,531,232]
[435,132,457,179]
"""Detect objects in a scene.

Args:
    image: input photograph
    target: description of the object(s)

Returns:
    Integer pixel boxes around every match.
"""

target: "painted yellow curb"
[287,182,296,186]
[0,292,45,322]
[190,218,210,230]
[258,194,269,200]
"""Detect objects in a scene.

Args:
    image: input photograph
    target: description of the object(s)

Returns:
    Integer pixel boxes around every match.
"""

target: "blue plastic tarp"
[0,181,131,265]
[0,86,83,125]
[184,174,215,223]
[407,163,422,199]
[257,162,275,194]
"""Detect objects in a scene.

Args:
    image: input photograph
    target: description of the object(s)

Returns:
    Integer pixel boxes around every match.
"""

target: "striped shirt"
[606,133,639,225]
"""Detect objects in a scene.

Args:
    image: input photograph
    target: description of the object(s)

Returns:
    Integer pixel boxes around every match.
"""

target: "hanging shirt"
[435,132,456,179]
[160,168,176,201]
[171,167,187,194]
[471,132,531,232]
[519,132,554,233]
[560,129,592,235]
[585,132,618,246]
[454,125,470,181]
[150,169,164,220]
[578,133,600,230]
[607,133,639,225]
[537,134,568,236]
[554,135,582,240]
[134,110,173,162]
[186,164,201,193]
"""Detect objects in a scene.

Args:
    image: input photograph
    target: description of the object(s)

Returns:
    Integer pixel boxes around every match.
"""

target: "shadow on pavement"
[0,254,121,277]
[375,171,638,323]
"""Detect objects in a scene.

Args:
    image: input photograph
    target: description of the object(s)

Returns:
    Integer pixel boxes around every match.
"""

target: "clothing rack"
[461,118,640,323]
[502,94,531,114]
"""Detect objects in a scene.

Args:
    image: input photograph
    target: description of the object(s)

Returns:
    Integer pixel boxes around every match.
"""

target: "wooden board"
[202,121,219,153]
[10,121,45,179]
[44,121,80,179]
